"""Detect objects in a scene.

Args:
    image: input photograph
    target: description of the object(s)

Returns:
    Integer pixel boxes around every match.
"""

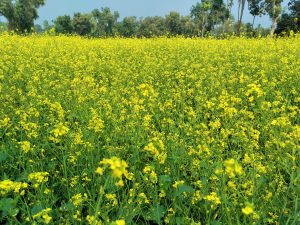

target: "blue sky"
[1,0,290,28]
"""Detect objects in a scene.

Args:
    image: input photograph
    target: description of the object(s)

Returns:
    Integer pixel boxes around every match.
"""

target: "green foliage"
[42,20,53,32]
[72,13,92,36]
[91,7,119,37]
[12,1,285,38]
[191,1,211,36]
[208,0,229,29]
[0,198,19,218]
[248,0,265,21]
[180,16,196,36]
[0,0,45,32]
[54,15,73,34]
[165,11,183,35]
[118,16,139,37]
[191,0,228,36]
[0,0,15,28]
[276,0,300,34]
[264,0,283,19]
[34,24,42,33]
[138,16,167,37]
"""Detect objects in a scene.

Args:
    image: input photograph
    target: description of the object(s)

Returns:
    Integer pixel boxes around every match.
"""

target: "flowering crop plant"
[0,33,300,224]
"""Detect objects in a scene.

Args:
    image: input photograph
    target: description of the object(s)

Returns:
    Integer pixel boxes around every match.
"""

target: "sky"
[0,0,290,28]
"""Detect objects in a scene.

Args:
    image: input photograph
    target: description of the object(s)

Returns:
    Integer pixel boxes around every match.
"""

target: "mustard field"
[0,34,300,224]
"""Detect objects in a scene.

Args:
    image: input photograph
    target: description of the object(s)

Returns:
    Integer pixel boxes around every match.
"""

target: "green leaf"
[159,175,172,189]
[297,168,300,177]
[145,204,166,224]
[212,220,223,225]
[0,198,19,217]
[175,217,185,225]
[176,184,194,196]
[0,151,8,163]
[31,204,44,215]
[59,202,75,212]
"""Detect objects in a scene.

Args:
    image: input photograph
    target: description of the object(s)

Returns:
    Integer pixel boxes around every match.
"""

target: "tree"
[191,0,212,37]
[91,7,119,37]
[181,16,196,36]
[264,0,283,37]
[118,16,139,37]
[248,0,265,26]
[165,11,183,35]
[276,0,300,34]
[0,0,15,30]
[237,0,247,35]
[138,16,167,37]
[209,0,229,33]
[191,0,228,36]
[256,23,271,36]
[226,0,234,20]
[43,20,53,32]
[72,13,92,36]
[289,0,300,18]
[0,0,45,32]
[54,15,73,34]
[34,23,42,33]
[275,13,295,34]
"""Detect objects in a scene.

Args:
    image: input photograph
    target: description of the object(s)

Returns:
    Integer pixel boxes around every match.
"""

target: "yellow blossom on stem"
[242,205,254,215]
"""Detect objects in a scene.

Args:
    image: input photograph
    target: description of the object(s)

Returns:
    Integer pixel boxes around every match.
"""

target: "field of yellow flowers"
[0,34,300,224]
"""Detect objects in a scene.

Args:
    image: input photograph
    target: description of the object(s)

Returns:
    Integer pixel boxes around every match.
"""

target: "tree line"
[0,0,299,37]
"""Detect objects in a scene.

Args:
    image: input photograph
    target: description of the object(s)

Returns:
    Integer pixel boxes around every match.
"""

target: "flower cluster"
[97,157,133,186]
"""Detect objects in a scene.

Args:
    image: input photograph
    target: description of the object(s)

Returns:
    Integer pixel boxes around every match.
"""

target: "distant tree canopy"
[54,15,73,34]
[1,0,299,37]
[276,0,300,34]
[50,0,256,38]
[191,1,211,36]
[0,0,45,32]
[138,16,167,37]
[91,7,119,36]
[118,16,139,37]
[72,13,92,36]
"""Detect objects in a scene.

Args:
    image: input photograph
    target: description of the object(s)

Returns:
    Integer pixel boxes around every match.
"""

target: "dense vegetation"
[0,34,299,224]
[0,0,299,37]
